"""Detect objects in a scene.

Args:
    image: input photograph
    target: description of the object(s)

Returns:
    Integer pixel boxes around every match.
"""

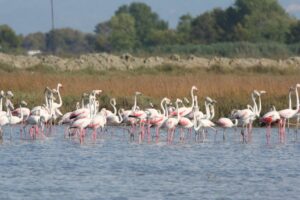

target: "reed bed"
[0,67,298,119]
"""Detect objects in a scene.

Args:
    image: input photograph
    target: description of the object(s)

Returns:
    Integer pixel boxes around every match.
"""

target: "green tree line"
[1,0,300,57]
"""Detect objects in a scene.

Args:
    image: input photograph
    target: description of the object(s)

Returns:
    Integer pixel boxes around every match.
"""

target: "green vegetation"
[0,0,300,57]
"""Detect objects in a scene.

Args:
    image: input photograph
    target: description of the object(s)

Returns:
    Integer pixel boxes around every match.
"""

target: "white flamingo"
[278,84,300,142]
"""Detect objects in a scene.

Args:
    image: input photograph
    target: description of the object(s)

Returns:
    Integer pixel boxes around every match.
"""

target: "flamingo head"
[230,109,238,118]
[162,97,171,103]
[165,98,171,105]
[93,90,102,95]
[260,90,266,95]
[184,97,190,104]
[191,86,198,91]
[0,90,4,98]
[205,96,216,104]
[21,100,27,106]
[176,98,183,104]
[110,98,116,106]
[135,91,142,96]
[76,102,80,109]
[57,83,63,88]
[52,89,58,94]
[6,91,14,98]
[149,102,154,108]
[253,90,260,96]
[296,83,300,88]
[44,86,52,94]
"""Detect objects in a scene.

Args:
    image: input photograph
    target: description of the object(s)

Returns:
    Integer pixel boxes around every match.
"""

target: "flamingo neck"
[288,90,292,110]
[233,119,238,126]
[191,88,195,108]
[117,109,123,123]
[110,100,117,115]
[44,92,49,109]
[295,86,299,112]
[194,96,199,112]
[194,115,201,131]
[132,94,138,111]
[161,98,166,116]
[176,101,180,120]
[0,97,2,112]
[258,95,262,115]
[209,104,215,119]
[81,97,85,108]
[251,93,258,115]
[19,104,23,120]
[56,85,63,108]
[205,101,210,119]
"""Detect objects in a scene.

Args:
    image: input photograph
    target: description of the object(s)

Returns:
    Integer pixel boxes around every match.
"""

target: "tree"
[176,14,193,43]
[287,21,300,43]
[190,9,225,44]
[147,29,179,46]
[108,13,136,50]
[0,24,21,51]
[46,28,92,54]
[22,32,46,51]
[115,2,168,46]
[94,21,112,51]
[230,0,292,42]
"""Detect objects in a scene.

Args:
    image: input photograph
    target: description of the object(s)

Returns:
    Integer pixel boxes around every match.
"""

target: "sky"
[0,0,300,35]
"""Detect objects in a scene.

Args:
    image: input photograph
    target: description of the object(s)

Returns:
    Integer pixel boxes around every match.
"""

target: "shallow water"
[0,126,300,200]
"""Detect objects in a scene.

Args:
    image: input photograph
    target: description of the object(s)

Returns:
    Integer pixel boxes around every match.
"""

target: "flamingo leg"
[266,124,271,144]
[155,127,160,144]
[147,124,151,144]
[223,129,226,142]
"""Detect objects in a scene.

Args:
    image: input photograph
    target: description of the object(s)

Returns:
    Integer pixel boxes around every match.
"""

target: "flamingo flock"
[1,83,300,145]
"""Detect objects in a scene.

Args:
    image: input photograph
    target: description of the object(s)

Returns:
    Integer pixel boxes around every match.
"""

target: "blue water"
[0,126,300,200]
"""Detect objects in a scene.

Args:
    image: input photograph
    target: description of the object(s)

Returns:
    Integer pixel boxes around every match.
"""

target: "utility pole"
[50,0,55,54]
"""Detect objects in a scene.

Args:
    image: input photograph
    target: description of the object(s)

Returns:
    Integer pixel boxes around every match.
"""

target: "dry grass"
[0,69,298,118]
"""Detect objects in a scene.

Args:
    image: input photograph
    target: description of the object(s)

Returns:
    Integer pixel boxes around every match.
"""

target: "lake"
[0,126,300,200]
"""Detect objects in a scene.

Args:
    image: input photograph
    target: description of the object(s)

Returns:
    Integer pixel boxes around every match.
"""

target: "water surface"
[0,126,300,200]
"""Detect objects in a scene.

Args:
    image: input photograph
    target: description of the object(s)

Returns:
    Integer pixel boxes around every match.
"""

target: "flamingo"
[278,84,300,142]
[105,98,123,125]
[260,105,281,144]
[164,99,181,144]
[170,86,197,118]
[194,114,215,142]
[69,117,91,143]
[8,103,24,139]
[88,109,107,140]
[216,118,238,141]
[68,90,101,142]
[12,101,30,122]
[231,90,260,143]
[147,97,170,143]
[0,90,6,116]
[51,83,63,120]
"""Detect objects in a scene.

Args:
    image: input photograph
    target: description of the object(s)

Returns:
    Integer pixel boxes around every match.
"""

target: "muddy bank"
[0,53,300,71]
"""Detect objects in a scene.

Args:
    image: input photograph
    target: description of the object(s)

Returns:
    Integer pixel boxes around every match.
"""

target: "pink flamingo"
[231,90,261,143]
[88,109,107,140]
[194,115,215,142]
[164,99,181,144]
[170,86,197,117]
[260,105,281,144]
[278,84,300,142]
[216,118,238,141]
[69,117,91,143]
[147,97,170,143]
